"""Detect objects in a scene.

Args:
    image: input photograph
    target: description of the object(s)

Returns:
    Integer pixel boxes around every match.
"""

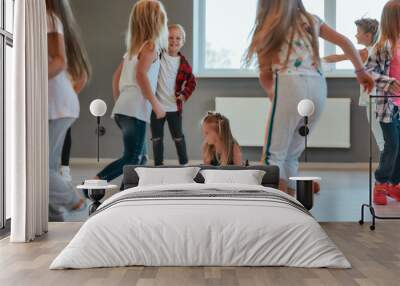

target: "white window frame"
[193,0,362,78]
[1,0,14,230]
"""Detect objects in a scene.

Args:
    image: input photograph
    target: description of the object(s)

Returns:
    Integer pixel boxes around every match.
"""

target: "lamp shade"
[90,99,107,117]
[297,99,315,117]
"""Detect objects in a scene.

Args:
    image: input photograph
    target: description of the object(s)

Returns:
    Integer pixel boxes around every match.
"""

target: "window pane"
[303,0,324,20]
[0,0,3,30]
[205,0,257,69]
[5,43,12,220]
[336,0,387,70]
[6,0,14,33]
[303,0,325,57]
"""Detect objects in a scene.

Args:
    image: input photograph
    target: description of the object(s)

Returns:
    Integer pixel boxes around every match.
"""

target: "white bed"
[50,183,350,269]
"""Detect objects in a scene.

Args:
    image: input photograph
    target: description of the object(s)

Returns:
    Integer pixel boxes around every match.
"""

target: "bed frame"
[121,165,280,190]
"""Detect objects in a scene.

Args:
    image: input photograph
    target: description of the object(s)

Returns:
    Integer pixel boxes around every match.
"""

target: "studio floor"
[1,222,400,286]
[65,162,400,222]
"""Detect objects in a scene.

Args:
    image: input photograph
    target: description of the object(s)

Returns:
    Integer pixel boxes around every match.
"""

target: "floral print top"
[273,15,324,76]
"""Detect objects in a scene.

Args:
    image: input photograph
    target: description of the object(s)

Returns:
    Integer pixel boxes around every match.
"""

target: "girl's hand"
[177,93,185,102]
[264,78,275,100]
[153,101,166,119]
[389,80,400,94]
[356,70,375,93]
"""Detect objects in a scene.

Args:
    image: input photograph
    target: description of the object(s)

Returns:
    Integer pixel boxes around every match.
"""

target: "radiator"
[215,97,351,148]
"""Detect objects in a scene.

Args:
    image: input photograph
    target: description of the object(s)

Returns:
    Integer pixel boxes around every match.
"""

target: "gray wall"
[70,0,379,163]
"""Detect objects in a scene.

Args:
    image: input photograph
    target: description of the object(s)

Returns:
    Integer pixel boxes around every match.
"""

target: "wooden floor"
[1,222,400,286]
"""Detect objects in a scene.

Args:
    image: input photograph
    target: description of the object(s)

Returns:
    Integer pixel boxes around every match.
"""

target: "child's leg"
[166,112,189,165]
[389,119,400,185]
[283,76,327,190]
[61,128,72,166]
[150,111,166,166]
[97,115,146,181]
[139,137,148,165]
[264,74,307,187]
[375,121,400,184]
[366,104,385,152]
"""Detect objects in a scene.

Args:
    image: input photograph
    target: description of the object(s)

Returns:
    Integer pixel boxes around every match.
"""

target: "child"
[46,0,89,220]
[202,112,242,166]
[61,71,90,181]
[324,18,384,152]
[245,0,374,194]
[95,0,167,182]
[151,24,197,166]
[365,0,400,205]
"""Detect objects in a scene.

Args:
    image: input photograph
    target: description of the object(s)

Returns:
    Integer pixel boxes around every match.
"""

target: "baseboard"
[70,158,378,170]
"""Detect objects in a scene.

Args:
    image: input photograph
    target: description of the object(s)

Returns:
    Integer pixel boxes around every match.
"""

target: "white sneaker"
[60,166,72,182]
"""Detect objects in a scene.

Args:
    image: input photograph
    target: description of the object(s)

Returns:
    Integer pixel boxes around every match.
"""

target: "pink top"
[389,40,400,106]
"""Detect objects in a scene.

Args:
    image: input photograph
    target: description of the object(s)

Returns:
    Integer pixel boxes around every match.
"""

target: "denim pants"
[97,114,147,181]
[150,111,189,166]
[375,114,400,185]
[49,118,81,222]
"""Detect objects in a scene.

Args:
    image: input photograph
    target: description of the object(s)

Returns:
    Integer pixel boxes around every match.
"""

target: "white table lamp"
[89,99,107,162]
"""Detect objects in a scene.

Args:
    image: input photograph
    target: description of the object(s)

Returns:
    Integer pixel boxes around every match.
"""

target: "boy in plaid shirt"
[151,24,197,166]
[365,0,400,205]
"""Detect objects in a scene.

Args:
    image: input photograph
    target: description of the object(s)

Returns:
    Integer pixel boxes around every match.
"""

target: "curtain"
[8,0,49,242]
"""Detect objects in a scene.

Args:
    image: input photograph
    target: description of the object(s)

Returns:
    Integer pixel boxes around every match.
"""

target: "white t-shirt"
[273,15,324,76]
[47,13,80,120]
[359,46,375,106]
[156,53,180,112]
[112,49,161,123]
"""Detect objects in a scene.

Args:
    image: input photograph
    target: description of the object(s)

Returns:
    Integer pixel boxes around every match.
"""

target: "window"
[1,0,14,230]
[335,0,387,70]
[194,0,387,77]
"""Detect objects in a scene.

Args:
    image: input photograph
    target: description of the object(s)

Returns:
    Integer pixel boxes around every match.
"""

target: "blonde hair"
[46,0,91,81]
[169,24,186,42]
[202,112,239,166]
[245,0,320,69]
[126,0,168,58]
[375,0,400,56]
[355,18,380,45]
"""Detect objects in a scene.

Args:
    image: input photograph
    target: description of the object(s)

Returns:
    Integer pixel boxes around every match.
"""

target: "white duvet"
[50,183,351,269]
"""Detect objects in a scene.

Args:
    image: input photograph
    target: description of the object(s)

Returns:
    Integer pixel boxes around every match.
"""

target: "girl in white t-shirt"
[46,0,91,221]
[95,0,167,182]
[245,0,375,194]
[324,18,383,152]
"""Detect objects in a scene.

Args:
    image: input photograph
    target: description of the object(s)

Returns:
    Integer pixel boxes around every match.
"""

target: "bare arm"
[202,142,212,165]
[320,24,374,92]
[257,53,275,99]
[323,54,348,63]
[136,43,165,118]
[112,61,123,102]
[73,72,88,94]
[232,144,243,166]
[48,33,67,79]
[323,49,368,64]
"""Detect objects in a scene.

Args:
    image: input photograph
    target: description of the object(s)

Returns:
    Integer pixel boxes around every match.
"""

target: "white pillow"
[200,169,266,185]
[135,167,201,186]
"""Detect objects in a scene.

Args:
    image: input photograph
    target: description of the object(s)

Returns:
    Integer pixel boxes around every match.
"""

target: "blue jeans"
[49,118,81,222]
[97,114,147,181]
[375,116,400,185]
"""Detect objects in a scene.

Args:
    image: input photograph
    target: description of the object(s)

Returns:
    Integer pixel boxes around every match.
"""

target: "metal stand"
[87,189,106,215]
[299,116,310,162]
[359,95,400,230]
[296,180,313,210]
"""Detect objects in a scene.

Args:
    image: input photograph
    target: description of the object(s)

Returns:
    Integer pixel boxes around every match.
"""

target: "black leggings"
[150,111,188,166]
[61,128,72,166]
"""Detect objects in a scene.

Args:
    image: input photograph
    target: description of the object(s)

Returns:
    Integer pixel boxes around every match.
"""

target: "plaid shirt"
[174,52,197,113]
[365,43,398,123]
